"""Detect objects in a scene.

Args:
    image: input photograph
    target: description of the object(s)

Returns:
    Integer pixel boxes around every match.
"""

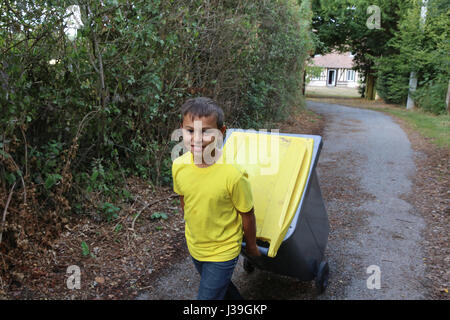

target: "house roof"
[309,52,355,69]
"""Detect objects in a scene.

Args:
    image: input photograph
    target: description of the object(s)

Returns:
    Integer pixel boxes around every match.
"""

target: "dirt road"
[138,101,429,300]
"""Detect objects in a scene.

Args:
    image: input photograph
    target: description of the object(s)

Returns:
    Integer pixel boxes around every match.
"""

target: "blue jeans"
[191,256,243,300]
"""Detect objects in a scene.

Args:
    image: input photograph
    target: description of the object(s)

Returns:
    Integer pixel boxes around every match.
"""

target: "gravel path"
[137,101,429,300]
[308,101,428,299]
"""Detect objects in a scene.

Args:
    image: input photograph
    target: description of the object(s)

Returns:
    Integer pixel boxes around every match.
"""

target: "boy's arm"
[238,207,261,257]
[179,195,185,213]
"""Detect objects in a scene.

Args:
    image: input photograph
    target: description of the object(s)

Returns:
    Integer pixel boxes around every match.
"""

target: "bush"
[375,55,410,104]
[414,77,449,115]
[0,0,314,269]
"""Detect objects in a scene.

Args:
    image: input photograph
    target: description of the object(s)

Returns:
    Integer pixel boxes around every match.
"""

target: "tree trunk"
[365,74,376,100]
[446,79,450,115]
[406,71,418,110]
[302,69,306,95]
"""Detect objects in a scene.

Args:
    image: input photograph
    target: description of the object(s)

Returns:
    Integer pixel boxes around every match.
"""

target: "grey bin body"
[224,130,329,287]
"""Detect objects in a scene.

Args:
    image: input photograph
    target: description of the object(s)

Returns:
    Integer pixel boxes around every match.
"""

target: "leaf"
[95,276,105,284]
[44,174,62,190]
[91,170,99,182]
[81,241,90,256]
[160,213,168,220]
[114,224,122,233]
[150,213,160,219]
[151,212,168,220]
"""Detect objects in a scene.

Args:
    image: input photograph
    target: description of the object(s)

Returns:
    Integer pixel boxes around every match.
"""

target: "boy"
[171,97,260,300]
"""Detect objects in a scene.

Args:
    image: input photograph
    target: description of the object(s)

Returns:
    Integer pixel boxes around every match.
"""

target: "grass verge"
[375,107,449,149]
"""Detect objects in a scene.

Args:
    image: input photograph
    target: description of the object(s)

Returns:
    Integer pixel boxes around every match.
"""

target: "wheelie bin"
[222,129,330,293]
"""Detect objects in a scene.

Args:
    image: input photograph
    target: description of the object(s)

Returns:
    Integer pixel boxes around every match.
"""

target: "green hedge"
[0,0,313,219]
[375,0,449,113]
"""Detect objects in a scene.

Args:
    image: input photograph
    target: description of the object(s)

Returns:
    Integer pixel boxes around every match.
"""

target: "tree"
[374,0,450,113]
[311,0,412,100]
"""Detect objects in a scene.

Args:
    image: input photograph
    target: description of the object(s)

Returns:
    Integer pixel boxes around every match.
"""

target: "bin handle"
[241,241,269,256]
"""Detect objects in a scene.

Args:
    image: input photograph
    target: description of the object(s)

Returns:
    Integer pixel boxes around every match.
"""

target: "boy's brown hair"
[181,97,224,129]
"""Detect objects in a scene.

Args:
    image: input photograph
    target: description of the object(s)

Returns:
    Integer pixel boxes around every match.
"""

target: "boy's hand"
[245,243,261,257]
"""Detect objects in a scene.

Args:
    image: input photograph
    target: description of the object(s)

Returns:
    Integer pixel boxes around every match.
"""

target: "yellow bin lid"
[223,131,314,257]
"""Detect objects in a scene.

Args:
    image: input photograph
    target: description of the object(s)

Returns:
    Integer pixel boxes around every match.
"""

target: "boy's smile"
[181,113,226,164]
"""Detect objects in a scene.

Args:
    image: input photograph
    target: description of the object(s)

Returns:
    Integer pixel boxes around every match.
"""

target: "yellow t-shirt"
[171,151,254,262]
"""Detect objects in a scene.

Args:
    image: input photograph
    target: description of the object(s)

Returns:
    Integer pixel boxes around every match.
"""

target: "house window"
[347,70,355,81]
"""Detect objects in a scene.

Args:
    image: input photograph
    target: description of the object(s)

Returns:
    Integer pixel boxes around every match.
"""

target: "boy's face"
[181,113,226,155]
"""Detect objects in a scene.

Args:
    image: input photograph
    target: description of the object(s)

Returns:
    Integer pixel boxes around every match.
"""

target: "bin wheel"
[243,258,255,274]
[315,261,329,294]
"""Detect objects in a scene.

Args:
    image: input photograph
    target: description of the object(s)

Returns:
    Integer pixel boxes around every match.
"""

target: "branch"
[19,125,28,205]
[0,148,27,207]
[0,181,17,245]
[129,195,177,231]
[86,3,106,109]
